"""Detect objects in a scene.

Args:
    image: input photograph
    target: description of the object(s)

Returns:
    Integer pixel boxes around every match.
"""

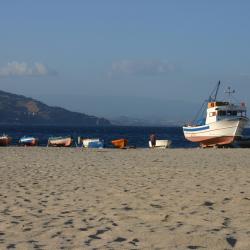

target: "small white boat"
[81,138,104,148]
[149,140,172,148]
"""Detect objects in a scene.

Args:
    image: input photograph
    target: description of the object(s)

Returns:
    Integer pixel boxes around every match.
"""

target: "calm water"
[1,125,250,148]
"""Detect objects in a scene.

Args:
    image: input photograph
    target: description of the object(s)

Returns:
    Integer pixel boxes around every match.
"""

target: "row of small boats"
[0,135,74,147]
[0,134,172,149]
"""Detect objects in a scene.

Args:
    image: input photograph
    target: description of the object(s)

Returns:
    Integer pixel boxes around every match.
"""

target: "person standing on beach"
[150,134,156,147]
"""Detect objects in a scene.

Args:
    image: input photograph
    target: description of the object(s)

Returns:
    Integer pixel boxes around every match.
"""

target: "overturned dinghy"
[19,136,38,146]
[0,134,12,146]
[81,138,104,148]
[48,136,73,147]
[149,140,172,148]
[111,139,128,149]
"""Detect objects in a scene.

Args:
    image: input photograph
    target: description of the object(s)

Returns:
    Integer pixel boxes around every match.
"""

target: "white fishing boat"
[149,139,172,148]
[183,81,248,147]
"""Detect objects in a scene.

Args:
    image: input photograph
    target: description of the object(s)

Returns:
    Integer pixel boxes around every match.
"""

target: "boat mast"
[214,80,220,101]
[209,80,221,102]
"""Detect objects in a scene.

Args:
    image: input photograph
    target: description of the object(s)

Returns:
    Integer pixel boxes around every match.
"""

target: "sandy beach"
[0,147,250,250]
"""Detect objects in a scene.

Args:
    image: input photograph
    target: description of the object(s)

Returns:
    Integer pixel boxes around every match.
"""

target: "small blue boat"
[81,138,104,148]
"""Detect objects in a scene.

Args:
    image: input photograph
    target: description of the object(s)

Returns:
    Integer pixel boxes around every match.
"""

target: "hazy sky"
[0,1,250,117]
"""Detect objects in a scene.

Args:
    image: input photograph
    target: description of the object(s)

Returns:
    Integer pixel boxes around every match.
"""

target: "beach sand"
[0,147,250,250]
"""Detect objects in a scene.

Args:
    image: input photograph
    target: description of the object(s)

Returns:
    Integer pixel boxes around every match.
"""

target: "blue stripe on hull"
[183,125,209,132]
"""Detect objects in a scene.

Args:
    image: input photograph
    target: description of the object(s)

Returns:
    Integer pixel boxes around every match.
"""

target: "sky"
[0,0,250,120]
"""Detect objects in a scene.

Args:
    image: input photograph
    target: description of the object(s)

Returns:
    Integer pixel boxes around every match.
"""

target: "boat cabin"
[207,101,229,108]
[206,101,247,124]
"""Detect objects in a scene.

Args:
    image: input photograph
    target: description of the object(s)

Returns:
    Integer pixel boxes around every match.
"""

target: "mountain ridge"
[0,90,111,126]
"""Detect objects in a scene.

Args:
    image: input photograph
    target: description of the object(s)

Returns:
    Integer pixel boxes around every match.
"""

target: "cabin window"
[227,111,237,116]
[218,110,226,116]
[218,110,246,117]
[240,111,246,117]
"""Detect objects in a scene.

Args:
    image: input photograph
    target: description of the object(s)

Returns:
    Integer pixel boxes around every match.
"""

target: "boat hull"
[149,140,172,148]
[111,139,128,149]
[19,137,38,146]
[48,137,73,147]
[183,118,248,147]
[82,139,104,148]
[0,136,12,146]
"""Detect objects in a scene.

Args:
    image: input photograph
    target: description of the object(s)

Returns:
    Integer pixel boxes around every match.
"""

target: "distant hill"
[35,94,200,126]
[110,116,184,127]
[0,90,111,126]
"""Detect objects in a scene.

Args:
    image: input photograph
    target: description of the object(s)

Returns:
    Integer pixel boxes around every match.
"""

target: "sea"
[1,125,250,148]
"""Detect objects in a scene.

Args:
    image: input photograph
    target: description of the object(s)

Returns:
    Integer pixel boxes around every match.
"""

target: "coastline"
[0,147,250,249]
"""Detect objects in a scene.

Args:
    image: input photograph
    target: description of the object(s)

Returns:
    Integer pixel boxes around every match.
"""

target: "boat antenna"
[225,86,235,97]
